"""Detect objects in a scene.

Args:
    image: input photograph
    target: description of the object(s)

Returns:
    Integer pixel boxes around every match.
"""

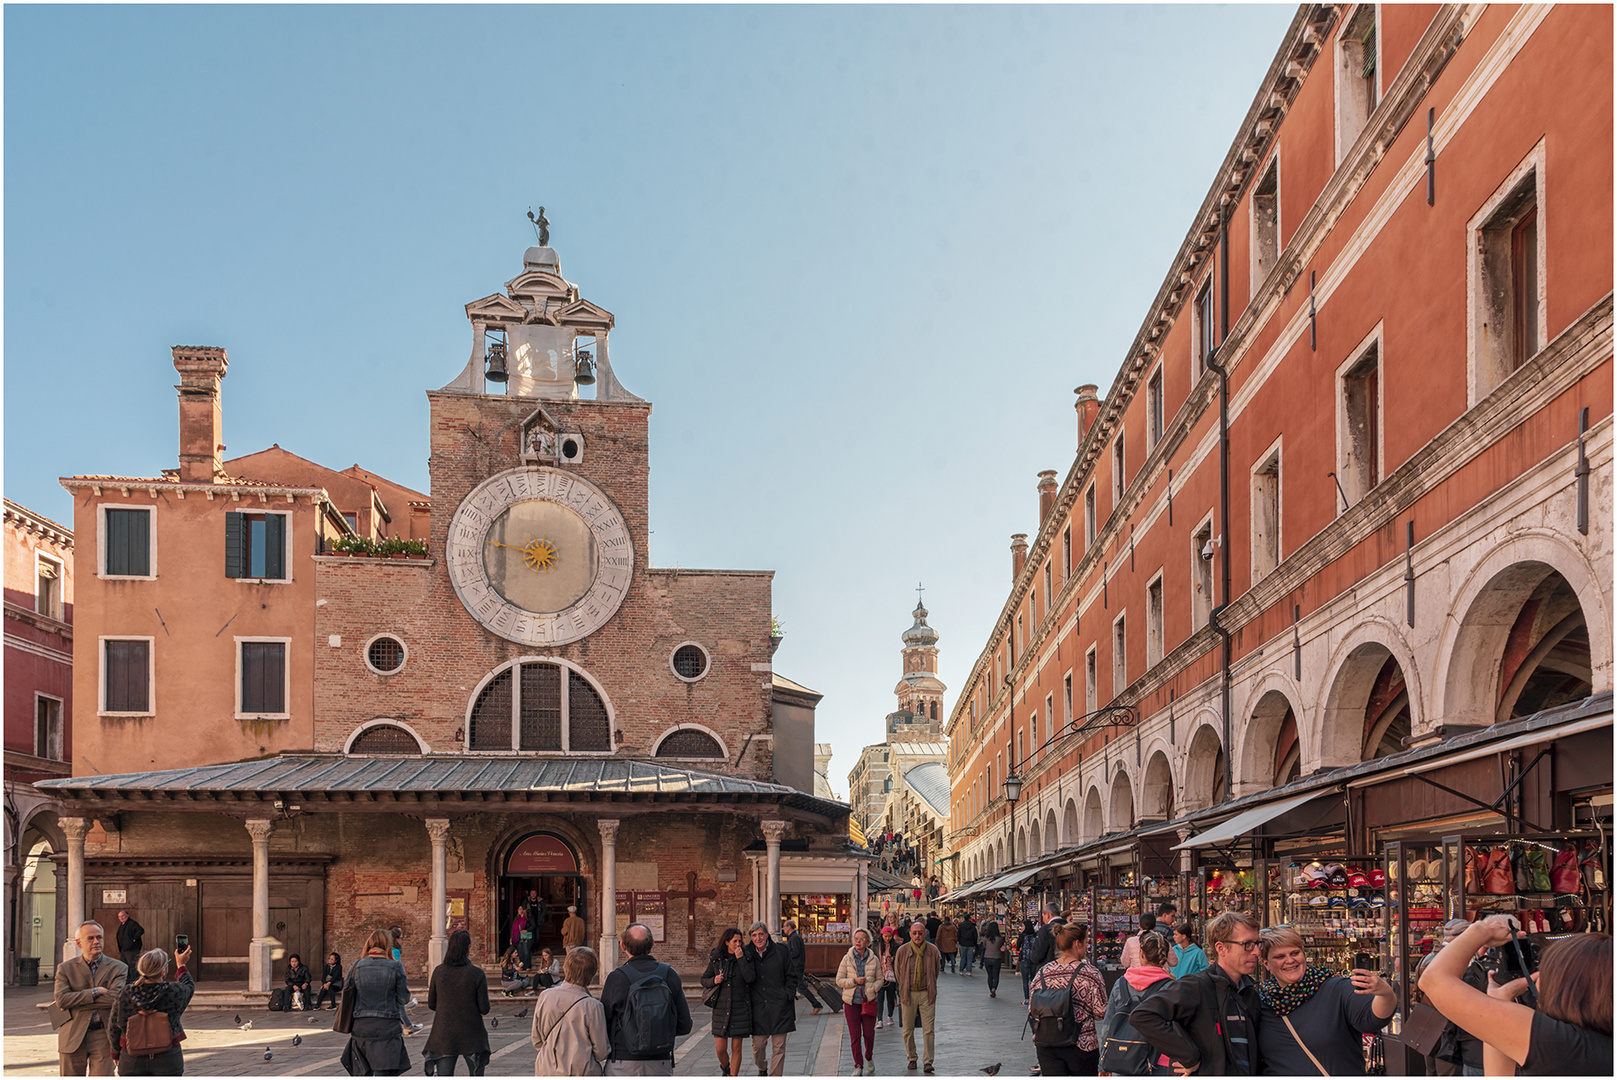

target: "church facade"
[43,241,859,991]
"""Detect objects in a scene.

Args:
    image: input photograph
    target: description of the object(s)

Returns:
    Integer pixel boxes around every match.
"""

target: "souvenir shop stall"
[1139,830,1187,925]
[1263,856,1389,972]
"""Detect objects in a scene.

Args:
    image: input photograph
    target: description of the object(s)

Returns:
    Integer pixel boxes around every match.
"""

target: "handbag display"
[1523,847,1552,892]
[1551,848,1583,893]
[1482,848,1516,895]
[1464,847,1481,894]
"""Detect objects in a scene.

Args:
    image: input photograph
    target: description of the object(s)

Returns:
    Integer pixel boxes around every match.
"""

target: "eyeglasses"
[1218,938,1263,952]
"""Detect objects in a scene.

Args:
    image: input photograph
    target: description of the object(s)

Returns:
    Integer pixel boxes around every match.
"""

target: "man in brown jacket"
[54,921,127,1075]
[561,905,588,951]
[894,920,942,1073]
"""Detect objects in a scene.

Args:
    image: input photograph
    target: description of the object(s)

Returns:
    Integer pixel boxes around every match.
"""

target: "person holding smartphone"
[1252,927,1395,1075]
[1419,916,1612,1076]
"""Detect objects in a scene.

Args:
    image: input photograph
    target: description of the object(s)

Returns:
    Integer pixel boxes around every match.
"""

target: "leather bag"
[332,979,357,1034]
[1482,849,1516,895]
[1551,848,1582,893]
[1523,847,1552,893]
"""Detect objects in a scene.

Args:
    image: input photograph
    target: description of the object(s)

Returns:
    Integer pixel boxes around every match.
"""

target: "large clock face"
[447,468,633,646]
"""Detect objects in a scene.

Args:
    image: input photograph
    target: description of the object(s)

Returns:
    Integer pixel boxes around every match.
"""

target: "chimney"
[1037,470,1059,523]
[1075,384,1101,446]
[173,346,229,484]
[1011,533,1029,580]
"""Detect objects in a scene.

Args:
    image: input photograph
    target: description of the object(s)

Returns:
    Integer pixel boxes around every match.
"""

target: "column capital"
[61,817,90,842]
[597,818,620,842]
[245,819,276,844]
[425,818,453,843]
[760,819,790,844]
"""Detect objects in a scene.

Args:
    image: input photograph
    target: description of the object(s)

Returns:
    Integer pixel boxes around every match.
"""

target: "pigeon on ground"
[292,1035,302,1047]
[308,1015,320,1023]
[234,1014,242,1025]
[239,1020,254,1030]
[263,1049,273,1061]
[982,1066,1002,1076]
[514,1007,530,1019]
[490,1016,499,1029]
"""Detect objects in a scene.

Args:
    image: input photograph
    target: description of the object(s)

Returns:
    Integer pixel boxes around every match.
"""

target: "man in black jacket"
[114,911,144,971]
[1130,910,1262,1075]
[601,923,693,1076]
[746,923,797,1076]
[781,919,824,1014]
[924,911,941,942]
[1027,903,1065,971]
[957,914,979,975]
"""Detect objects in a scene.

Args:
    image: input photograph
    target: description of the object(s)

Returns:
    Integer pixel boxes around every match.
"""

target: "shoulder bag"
[333,979,357,1034]
[1280,1014,1329,1075]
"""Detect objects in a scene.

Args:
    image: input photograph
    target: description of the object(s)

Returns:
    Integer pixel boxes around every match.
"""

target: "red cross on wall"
[666,871,719,951]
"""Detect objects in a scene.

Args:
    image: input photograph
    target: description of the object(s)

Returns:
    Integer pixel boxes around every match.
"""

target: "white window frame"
[651,723,731,762]
[461,655,617,755]
[1249,151,1282,292]
[1063,670,1074,727]
[1335,322,1385,512]
[1250,437,1284,582]
[34,692,64,760]
[1192,510,1217,628]
[1112,429,1126,509]
[343,718,431,754]
[1146,364,1165,451]
[232,508,295,584]
[1112,610,1128,698]
[1146,570,1165,668]
[99,635,155,717]
[97,504,156,580]
[668,640,712,683]
[362,633,410,677]
[1085,485,1096,547]
[1085,646,1099,715]
[1192,274,1216,380]
[1333,4,1382,166]
[1466,140,1548,406]
[35,551,64,620]
[235,636,293,720]
[1044,693,1054,749]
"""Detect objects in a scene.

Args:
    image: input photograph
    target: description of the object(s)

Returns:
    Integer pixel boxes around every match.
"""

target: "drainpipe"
[1206,203,1235,803]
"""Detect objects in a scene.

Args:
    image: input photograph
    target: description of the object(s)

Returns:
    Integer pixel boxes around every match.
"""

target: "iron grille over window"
[367,637,405,673]
[521,663,563,751]
[656,728,723,758]
[350,724,420,754]
[469,669,514,749]
[467,661,612,752]
[672,645,707,679]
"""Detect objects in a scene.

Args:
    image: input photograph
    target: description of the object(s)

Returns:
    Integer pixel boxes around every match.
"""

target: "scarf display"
[1259,964,1331,1016]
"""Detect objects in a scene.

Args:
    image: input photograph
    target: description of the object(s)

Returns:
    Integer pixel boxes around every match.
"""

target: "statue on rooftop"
[528,206,550,247]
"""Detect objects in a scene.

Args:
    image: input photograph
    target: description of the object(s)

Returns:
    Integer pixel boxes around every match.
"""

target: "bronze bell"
[485,341,509,382]
[574,348,596,386]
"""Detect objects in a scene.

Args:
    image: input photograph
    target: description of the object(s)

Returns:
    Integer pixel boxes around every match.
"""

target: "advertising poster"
[447,891,471,935]
[634,891,667,943]
[616,890,634,936]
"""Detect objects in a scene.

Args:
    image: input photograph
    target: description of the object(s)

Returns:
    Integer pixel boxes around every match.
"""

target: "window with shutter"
[239,641,287,715]
[104,508,152,576]
[229,513,288,580]
[104,639,151,713]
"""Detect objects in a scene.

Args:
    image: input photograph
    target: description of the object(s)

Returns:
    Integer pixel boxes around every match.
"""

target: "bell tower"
[890,595,946,737]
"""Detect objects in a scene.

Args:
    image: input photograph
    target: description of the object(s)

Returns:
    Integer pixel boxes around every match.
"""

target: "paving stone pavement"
[4,968,1036,1077]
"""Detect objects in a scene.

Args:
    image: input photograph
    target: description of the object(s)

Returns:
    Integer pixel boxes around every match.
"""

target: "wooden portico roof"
[37,755,852,820]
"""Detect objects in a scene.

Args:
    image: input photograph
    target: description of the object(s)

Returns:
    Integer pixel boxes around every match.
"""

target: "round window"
[671,644,708,681]
[367,636,406,674]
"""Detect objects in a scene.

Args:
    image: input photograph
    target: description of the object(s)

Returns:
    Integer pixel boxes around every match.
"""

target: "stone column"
[760,820,789,930]
[426,819,451,972]
[1178,828,1195,874]
[597,820,619,971]
[246,819,275,993]
[61,817,88,962]
[856,860,869,933]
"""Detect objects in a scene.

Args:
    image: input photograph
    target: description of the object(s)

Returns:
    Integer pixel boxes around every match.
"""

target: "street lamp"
[1003,771,1023,869]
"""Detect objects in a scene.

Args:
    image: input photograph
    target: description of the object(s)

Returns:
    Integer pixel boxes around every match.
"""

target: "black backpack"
[267,987,289,1012]
[621,963,678,1057]
[1100,977,1159,1074]
[1028,967,1080,1048]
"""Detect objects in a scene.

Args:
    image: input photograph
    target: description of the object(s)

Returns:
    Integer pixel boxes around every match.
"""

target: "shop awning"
[1172,791,1326,850]
[867,866,910,892]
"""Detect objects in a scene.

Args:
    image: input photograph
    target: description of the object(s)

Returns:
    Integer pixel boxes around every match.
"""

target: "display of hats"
[1327,865,1349,887]
[1409,859,1429,880]
[1309,895,1328,906]
[1328,896,1349,908]
[1370,894,1388,908]
[1348,896,1372,911]
[1368,868,1387,887]
[1348,870,1370,888]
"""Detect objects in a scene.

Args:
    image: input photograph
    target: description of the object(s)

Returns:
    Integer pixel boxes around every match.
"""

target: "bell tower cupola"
[890,590,946,737]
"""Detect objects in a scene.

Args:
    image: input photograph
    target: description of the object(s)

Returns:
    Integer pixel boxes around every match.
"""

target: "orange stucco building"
[944,4,1611,1003]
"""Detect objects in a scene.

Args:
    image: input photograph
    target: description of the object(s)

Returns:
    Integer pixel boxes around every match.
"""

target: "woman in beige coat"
[530,947,609,1077]
[835,929,885,1076]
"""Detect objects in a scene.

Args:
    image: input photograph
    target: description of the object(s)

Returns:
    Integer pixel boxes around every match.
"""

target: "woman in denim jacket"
[341,930,411,1076]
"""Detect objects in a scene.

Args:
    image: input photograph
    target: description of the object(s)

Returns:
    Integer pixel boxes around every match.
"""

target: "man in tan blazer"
[54,921,127,1075]
[561,905,588,950]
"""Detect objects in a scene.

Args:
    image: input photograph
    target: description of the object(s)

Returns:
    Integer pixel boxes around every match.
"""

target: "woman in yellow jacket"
[836,929,885,1077]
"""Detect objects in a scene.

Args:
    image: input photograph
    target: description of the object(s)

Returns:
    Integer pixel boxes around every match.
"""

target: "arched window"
[467,659,613,752]
[655,728,725,759]
[348,723,423,755]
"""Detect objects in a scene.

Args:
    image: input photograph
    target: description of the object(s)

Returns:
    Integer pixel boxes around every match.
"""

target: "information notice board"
[615,890,668,943]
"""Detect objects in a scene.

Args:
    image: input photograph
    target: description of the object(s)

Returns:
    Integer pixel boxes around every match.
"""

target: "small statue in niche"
[526,427,556,460]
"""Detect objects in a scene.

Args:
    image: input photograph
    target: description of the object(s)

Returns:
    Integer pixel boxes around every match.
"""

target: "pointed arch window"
[467,658,613,752]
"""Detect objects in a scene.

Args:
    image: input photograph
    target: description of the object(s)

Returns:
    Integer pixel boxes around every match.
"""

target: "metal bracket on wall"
[1576,407,1591,534]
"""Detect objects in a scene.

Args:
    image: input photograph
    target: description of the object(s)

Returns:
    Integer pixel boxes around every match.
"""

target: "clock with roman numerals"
[446,467,633,646]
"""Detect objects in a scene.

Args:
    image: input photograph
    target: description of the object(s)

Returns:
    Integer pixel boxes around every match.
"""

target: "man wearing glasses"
[1129,910,1263,1075]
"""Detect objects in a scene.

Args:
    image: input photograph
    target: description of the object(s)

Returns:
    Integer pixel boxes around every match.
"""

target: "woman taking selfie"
[699,928,754,1076]
[110,947,194,1076]
[1419,917,1612,1075]
[1253,927,1394,1074]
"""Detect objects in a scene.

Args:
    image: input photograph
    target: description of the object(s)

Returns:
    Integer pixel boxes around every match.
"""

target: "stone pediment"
[465,293,529,322]
[504,270,576,306]
[556,298,615,332]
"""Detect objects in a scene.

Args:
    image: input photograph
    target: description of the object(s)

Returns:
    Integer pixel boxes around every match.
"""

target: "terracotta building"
[41,241,860,990]
[4,500,75,983]
[946,1,1611,979]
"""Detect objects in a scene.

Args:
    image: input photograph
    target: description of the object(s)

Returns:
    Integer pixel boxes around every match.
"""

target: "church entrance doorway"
[498,832,584,961]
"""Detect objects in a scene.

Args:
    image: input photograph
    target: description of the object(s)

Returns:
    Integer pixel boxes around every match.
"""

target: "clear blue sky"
[4,4,1296,793]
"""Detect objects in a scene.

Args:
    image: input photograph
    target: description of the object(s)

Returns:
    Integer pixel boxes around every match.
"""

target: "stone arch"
[1109,768,1135,832]
[651,724,730,760]
[997,837,1005,872]
[1237,681,1305,793]
[1062,798,1080,846]
[344,718,431,754]
[1028,818,1041,860]
[1083,786,1105,840]
[1319,627,1420,765]
[1141,750,1174,821]
[1044,809,1059,855]
[18,804,65,853]
[1183,722,1226,810]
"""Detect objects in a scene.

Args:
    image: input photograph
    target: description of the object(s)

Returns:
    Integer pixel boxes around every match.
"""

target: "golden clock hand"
[486,539,528,551]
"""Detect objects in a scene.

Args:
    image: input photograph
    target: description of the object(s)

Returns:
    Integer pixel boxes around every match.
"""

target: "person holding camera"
[1253,927,1395,1074]
[1419,916,1612,1075]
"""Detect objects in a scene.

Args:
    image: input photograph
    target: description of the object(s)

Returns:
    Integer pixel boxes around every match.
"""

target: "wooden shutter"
[241,642,286,714]
[263,514,285,580]
[106,509,150,576]
[225,513,245,578]
[105,640,150,712]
